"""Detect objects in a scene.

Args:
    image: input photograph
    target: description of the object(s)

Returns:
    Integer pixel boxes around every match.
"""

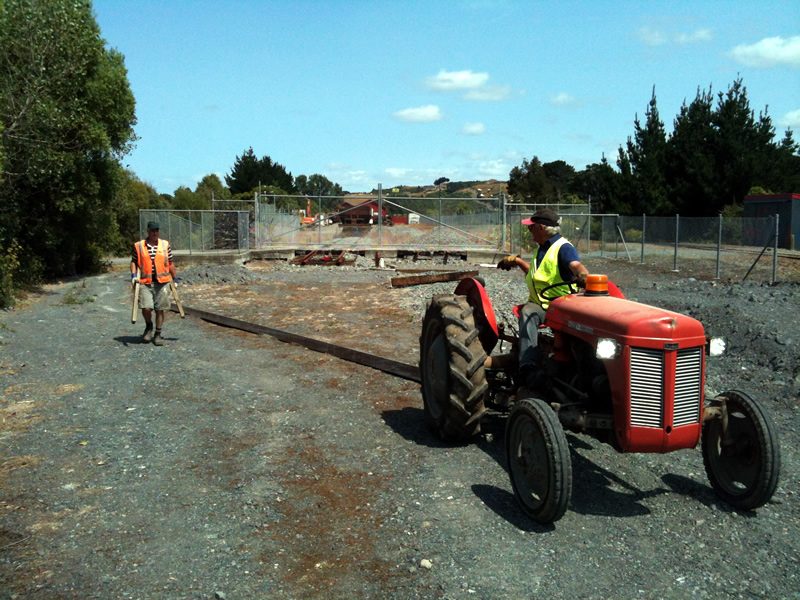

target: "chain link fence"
[138,210,250,254]
[253,191,505,251]
[139,195,792,283]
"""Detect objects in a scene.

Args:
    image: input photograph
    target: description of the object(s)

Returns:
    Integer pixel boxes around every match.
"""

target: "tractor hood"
[545,293,706,346]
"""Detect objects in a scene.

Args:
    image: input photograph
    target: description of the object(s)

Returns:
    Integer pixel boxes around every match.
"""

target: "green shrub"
[623,228,643,243]
[0,240,21,308]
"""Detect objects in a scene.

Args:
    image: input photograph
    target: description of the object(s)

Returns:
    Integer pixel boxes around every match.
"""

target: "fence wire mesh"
[139,198,793,283]
[139,210,250,254]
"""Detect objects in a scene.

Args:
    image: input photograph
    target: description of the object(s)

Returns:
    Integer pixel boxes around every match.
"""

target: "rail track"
[177,305,421,383]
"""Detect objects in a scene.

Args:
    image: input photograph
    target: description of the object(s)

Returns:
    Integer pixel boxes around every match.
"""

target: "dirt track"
[1,256,798,599]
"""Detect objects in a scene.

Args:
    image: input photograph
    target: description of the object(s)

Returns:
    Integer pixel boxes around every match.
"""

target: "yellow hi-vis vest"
[135,239,172,284]
[525,237,569,309]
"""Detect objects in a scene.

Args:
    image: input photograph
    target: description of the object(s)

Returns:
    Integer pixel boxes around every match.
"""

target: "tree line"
[1,0,798,307]
[508,81,799,216]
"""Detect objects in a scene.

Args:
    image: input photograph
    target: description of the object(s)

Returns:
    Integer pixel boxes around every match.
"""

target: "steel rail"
[176,305,421,383]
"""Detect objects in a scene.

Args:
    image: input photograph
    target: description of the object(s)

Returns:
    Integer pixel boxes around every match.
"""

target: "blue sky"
[93,0,800,194]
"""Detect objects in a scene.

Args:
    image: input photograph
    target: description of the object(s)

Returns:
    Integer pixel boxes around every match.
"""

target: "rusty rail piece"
[177,306,421,383]
[390,270,479,289]
[292,250,353,266]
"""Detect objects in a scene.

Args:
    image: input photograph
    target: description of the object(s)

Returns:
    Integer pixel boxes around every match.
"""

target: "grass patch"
[60,281,95,305]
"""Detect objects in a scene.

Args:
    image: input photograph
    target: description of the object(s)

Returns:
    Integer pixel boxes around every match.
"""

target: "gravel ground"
[1,254,798,599]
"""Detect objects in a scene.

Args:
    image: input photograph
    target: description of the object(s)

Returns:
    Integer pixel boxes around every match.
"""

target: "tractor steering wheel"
[538,280,579,302]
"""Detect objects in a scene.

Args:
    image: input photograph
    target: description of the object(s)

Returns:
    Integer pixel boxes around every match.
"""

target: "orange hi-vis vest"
[135,239,172,284]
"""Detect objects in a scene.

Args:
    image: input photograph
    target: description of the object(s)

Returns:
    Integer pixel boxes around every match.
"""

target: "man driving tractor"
[498,208,589,389]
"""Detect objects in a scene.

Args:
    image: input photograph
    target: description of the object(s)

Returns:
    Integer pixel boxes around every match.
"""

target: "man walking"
[131,221,177,346]
[498,209,589,388]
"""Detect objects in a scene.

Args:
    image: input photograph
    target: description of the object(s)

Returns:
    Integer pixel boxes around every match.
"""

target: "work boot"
[142,325,153,343]
[152,331,164,346]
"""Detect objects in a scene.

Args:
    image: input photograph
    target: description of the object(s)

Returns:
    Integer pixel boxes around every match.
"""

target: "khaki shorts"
[139,282,171,311]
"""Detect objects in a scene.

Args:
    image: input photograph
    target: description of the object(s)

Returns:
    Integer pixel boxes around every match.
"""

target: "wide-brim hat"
[521,208,559,227]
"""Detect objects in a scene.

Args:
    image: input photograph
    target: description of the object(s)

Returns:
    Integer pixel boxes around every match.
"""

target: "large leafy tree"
[507,156,549,202]
[711,78,778,209]
[617,88,672,215]
[112,169,166,251]
[0,0,137,278]
[195,173,230,206]
[570,156,626,214]
[769,131,800,193]
[617,79,796,216]
[225,147,294,195]
[295,173,343,197]
[664,87,716,216]
[542,160,575,201]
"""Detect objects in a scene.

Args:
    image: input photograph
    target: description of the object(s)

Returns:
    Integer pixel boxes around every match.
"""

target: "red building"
[335,196,388,225]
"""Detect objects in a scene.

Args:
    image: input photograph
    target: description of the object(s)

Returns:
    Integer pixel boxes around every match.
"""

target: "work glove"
[497,254,518,270]
[130,273,139,288]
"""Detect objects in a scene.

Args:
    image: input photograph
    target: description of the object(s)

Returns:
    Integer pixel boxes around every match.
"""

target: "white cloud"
[675,28,712,44]
[427,69,489,91]
[385,167,411,178]
[638,26,667,46]
[478,159,509,179]
[462,122,486,135]
[730,36,800,68]
[393,105,443,123]
[638,26,713,46]
[550,92,576,107]
[465,85,511,101]
[780,108,800,128]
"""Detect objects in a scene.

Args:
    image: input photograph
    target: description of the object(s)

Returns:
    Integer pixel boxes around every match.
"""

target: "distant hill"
[380,179,508,198]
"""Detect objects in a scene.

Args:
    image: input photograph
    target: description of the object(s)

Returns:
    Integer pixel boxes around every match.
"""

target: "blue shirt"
[535,234,580,283]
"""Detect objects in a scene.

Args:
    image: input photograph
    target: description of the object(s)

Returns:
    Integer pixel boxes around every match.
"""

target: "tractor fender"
[454,277,499,355]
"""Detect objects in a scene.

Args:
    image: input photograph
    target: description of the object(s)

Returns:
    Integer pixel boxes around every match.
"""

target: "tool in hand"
[169,279,185,318]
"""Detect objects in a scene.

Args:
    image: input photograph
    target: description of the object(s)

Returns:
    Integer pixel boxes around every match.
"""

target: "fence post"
[586,213,591,255]
[715,213,722,279]
[188,211,193,255]
[378,184,383,249]
[772,213,779,284]
[438,192,442,244]
[641,214,646,264]
[317,194,323,245]
[254,194,260,249]
[600,215,605,257]
[501,194,507,252]
[673,214,679,272]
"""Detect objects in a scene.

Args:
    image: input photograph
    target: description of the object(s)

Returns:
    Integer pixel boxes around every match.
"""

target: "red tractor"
[419,274,781,523]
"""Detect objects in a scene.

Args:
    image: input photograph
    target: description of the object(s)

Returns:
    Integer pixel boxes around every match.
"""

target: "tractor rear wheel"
[419,295,488,441]
[702,390,780,510]
[506,397,572,523]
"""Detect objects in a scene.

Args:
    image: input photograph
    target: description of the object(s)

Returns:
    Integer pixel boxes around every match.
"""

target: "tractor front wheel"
[702,390,780,510]
[419,295,488,442]
[506,397,572,523]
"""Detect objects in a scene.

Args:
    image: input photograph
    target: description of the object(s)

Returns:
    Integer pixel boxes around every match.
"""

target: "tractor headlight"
[708,337,726,356]
[596,338,620,360]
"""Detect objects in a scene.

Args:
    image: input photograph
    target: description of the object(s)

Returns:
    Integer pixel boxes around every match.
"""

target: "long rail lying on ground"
[177,305,421,383]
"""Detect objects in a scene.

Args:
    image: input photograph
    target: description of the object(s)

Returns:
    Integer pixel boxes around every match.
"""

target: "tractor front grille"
[629,346,703,429]
[630,348,664,427]
[673,347,702,426]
